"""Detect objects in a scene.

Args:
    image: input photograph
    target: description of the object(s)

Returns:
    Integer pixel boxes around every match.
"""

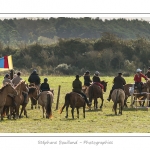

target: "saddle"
[72,91,85,99]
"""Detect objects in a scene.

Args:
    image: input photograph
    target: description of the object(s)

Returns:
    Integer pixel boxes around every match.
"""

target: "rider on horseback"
[3,74,12,86]
[92,71,104,90]
[134,68,148,94]
[12,72,28,104]
[83,70,92,86]
[107,72,126,101]
[72,75,91,106]
[28,70,41,87]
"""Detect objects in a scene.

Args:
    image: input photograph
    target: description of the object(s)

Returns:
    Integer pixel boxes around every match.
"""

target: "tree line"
[0,32,150,76]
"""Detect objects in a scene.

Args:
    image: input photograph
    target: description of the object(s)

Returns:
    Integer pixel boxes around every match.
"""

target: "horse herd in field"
[0,79,150,121]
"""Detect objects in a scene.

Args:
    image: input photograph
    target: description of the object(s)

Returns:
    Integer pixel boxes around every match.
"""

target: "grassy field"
[0,75,150,133]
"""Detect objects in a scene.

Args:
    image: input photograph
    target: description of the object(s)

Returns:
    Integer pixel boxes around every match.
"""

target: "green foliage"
[1,18,150,75]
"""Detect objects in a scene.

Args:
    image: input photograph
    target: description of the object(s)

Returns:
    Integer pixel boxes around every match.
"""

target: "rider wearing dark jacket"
[28,70,41,85]
[72,75,91,106]
[40,78,50,92]
[83,70,92,86]
[107,72,126,101]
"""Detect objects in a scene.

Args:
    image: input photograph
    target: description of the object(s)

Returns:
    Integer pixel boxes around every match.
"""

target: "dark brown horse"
[59,92,86,119]
[111,89,125,115]
[0,83,17,120]
[87,81,108,110]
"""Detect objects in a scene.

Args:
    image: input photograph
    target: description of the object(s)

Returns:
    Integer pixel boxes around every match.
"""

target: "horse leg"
[119,103,123,115]
[76,108,79,118]
[24,108,28,118]
[100,95,104,109]
[113,102,117,115]
[83,106,85,118]
[19,106,24,118]
[124,97,128,108]
[71,107,74,119]
[65,106,69,118]
[42,106,45,118]
[31,103,33,109]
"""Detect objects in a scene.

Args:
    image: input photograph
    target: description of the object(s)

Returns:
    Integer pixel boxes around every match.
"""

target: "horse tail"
[46,93,52,119]
[114,89,119,110]
[88,86,93,103]
[59,93,70,114]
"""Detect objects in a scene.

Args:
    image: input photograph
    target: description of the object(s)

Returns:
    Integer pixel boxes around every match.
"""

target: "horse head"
[100,80,108,92]
[5,83,17,96]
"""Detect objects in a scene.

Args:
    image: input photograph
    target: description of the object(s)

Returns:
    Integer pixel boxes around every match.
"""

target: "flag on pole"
[0,55,13,71]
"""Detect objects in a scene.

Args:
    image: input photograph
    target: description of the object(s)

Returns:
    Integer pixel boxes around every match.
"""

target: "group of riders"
[2,69,51,104]
[72,67,150,107]
[2,67,150,108]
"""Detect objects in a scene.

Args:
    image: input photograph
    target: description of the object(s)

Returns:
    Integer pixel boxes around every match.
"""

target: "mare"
[0,83,17,120]
[87,81,108,110]
[38,91,54,119]
[59,92,86,119]
[111,89,125,115]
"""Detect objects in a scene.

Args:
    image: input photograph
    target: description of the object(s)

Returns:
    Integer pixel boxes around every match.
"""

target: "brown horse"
[38,91,54,119]
[111,89,125,115]
[0,83,17,120]
[88,81,108,110]
[59,92,86,119]
[30,84,40,109]
[5,81,29,119]
[19,85,39,118]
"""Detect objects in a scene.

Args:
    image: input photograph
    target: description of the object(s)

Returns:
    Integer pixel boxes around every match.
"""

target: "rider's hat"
[5,74,9,78]
[118,72,122,75]
[94,71,100,76]
[44,78,48,81]
[136,68,142,72]
[76,75,80,78]
[85,70,90,74]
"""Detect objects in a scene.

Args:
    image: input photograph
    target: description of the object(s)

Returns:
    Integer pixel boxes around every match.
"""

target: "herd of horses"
[60,79,150,118]
[0,81,54,121]
[1,79,150,121]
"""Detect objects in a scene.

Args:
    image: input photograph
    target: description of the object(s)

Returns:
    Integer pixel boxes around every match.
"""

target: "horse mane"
[0,83,10,93]
[15,80,25,87]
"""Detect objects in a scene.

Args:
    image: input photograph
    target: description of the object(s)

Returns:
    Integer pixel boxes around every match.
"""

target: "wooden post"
[55,85,61,110]
[147,88,149,109]
[131,94,133,108]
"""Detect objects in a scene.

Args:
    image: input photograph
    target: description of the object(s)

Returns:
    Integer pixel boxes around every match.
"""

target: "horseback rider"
[37,78,51,100]
[72,75,91,106]
[3,74,15,107]
[145,67,150,78]
[92,71,104,90]
[12,71,28,104]
[28,70,41,90]
[40,78,50,92]
[134,68,148,93]
[83,70,92,86]
[107,72,126,101]
[3,74,13,86]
